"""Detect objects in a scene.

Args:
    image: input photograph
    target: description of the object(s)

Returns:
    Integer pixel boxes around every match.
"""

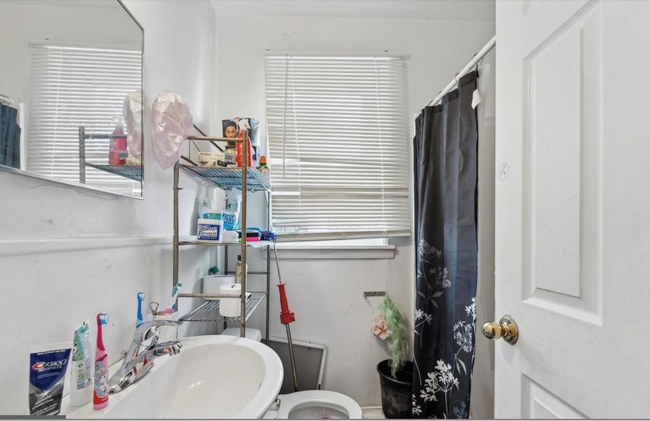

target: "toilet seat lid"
[277,390,362,419]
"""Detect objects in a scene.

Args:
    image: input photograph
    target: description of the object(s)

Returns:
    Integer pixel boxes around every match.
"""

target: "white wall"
[214,14,495,407]
[0,0,218,415]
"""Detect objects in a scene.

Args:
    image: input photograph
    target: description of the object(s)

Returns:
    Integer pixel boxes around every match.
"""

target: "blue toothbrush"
[136,292,145,327]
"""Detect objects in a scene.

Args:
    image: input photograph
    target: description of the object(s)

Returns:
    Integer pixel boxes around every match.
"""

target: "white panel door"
[495,0,650,418]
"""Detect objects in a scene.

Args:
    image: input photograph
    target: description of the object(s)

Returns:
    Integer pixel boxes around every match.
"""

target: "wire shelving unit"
[173,131,272,340]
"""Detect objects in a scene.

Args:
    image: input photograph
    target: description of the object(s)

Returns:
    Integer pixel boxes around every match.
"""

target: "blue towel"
[0,103,21,168]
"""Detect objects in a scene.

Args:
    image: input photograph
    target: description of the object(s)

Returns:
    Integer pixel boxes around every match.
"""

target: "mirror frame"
[0,0,145,200]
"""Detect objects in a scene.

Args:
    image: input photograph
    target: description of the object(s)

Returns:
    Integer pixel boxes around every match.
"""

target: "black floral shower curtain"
[412,72,479,419]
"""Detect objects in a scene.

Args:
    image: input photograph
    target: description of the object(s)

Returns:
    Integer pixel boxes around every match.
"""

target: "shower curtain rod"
[428,35,496,107]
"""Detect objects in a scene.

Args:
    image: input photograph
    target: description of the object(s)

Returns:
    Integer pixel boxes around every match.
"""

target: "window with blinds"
[265,55,411,240]
[27,45,142,195]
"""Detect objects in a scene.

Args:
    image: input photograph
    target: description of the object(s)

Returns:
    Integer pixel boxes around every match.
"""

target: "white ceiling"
[209,0,495,22]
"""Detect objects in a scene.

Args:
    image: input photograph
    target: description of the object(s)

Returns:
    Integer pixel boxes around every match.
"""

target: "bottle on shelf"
[109,116,127,166]
[235,255,248,284]
[224,145,237,166]
[257,155,269,181]
[236,132,252,168]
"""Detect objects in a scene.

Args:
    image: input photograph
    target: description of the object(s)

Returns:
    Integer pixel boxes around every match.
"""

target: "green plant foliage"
[380,296,408,379]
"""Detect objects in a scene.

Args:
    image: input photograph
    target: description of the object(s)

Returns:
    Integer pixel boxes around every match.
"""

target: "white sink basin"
[63,335,283,419]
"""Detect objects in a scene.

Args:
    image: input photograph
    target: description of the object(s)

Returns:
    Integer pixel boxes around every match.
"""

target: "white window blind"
[28,45,142,195]
[265,55,411,240]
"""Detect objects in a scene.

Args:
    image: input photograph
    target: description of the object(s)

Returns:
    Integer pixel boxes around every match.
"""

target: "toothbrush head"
[97,313,109,325]
[136,292,145,328]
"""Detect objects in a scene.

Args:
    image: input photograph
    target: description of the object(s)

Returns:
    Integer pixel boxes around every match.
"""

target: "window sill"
[262,244,396,260]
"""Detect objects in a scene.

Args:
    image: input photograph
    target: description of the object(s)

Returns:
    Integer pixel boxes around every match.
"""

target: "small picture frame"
[222,119,238,140]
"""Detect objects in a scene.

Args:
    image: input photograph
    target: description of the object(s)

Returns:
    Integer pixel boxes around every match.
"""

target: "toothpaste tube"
[70,320,94,406]
[29,342,72,415]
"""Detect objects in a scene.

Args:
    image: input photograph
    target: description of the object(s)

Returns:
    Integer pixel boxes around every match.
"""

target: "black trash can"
[377,359,413,419]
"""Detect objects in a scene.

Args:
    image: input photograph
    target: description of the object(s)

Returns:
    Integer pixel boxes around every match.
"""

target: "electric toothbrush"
[136,292,145,327]
[162,283,182,316]
[93,313,109,410]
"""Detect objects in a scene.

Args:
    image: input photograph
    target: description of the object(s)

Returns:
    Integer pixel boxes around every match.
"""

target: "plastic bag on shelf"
[151,91,193,170]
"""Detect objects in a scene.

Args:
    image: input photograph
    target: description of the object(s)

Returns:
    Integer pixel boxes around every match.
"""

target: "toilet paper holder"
[363,291,386,298]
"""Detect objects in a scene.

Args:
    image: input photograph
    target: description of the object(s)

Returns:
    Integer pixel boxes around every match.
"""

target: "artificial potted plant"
[374,296,413,419]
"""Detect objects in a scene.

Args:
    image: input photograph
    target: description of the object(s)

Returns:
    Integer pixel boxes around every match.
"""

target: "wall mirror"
[0,0,144,198]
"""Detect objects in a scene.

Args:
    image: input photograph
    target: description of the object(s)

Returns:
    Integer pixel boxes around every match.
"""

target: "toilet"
[264,390,362,419]
[221,329,363,419]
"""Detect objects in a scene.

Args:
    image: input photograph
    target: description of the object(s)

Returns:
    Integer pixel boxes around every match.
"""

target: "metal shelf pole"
[240,129,248,338]
[173,161,179,289]
[224,245,228,331]
[266,191,271,345]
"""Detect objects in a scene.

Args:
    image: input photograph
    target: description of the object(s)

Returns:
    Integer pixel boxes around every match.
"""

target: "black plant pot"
[377,359,413,419]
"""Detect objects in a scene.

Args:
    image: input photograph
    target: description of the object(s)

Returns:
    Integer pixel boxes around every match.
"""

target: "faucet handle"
[124,341,182,373]
[133,320,183,344]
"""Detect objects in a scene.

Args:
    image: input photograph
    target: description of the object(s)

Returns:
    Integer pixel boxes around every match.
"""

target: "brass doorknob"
[482,315,519,345]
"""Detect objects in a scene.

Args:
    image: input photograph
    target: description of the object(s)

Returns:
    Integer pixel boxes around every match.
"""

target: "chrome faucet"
[108,320,183,394]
